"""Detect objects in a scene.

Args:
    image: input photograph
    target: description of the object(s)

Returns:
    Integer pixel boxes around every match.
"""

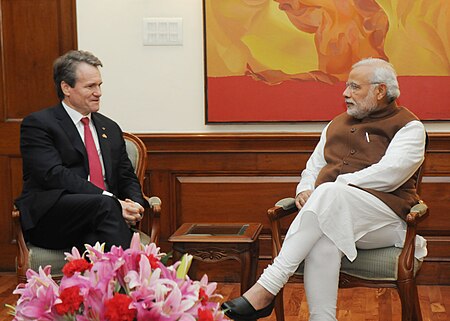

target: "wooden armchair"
[12,132,161,283]
[268,165,428,321]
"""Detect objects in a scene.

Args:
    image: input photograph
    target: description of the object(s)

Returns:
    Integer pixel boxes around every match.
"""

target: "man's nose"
[93,87,102,97]
[343,85,351,98]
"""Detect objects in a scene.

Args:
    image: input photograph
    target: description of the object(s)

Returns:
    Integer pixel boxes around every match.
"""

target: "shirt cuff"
[102,191,117,199]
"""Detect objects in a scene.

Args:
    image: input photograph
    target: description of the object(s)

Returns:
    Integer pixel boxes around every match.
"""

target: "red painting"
[203,0,450,122]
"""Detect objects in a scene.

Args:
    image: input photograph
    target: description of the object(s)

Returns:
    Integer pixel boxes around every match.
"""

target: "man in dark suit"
[15,50,146,251]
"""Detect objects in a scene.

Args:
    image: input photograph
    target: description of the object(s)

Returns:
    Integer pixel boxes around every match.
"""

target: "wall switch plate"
[143,17,183,46]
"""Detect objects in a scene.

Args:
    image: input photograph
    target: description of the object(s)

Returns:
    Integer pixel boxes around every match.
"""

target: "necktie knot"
[81,117,90,126]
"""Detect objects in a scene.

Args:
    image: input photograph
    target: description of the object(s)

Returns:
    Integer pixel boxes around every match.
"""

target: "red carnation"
[147,254,159,269]
[134,254,159,270]
[104,293,136,321]
[198,308,214,321]
[62,259,93,277]
[134,254,141,267]
[55,286,83,315]
[199,288,209,305]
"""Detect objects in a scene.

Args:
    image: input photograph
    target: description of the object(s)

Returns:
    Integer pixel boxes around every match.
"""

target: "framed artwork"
[203,0,450,123]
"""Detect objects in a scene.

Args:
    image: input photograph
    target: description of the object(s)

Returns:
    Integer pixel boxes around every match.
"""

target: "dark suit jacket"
[15,103,146,231]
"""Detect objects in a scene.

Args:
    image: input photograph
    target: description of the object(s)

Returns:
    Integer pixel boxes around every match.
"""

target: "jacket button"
[350,149,356,154]
[350,128,356,133]
[343,161,349,165]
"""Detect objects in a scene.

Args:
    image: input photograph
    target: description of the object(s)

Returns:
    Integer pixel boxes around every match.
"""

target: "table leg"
[239,245,258,295]
[248,243,259,288]
[172,250,182,265]
[239,249,257,321]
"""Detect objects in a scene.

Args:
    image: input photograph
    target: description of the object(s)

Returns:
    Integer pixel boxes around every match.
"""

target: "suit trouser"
[257,183,405,321]
[27,194,132,251]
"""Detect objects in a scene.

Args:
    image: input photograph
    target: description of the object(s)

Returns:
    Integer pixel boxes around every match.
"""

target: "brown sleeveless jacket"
[315,102,421,219]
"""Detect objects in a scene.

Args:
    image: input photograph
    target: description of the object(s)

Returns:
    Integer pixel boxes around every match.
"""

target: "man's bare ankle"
[242,286,274,310]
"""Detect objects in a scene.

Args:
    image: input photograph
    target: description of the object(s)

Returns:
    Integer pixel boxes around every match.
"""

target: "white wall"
[76,0,449,133]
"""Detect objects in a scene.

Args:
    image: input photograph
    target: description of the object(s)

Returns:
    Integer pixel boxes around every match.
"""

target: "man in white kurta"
[294,120,427,262]
[222,58,427,321]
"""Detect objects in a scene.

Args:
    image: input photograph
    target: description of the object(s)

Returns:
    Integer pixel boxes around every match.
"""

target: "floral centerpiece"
[7,233,227,321]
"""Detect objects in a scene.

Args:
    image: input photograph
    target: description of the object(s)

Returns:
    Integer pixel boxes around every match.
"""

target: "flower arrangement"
[7,233,227,321]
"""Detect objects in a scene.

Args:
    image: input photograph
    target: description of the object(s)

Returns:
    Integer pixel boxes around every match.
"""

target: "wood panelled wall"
[0,0,77,271]
[139,133,450,285]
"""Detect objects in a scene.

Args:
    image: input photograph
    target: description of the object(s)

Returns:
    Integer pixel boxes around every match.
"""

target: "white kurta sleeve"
[296,123,329,195]
[335,120,426,192]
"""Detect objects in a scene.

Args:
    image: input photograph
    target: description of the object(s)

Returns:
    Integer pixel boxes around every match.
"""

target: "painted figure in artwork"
[206,0,449,84]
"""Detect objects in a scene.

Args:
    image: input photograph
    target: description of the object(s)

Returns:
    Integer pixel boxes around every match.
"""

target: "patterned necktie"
[81,117,105,189]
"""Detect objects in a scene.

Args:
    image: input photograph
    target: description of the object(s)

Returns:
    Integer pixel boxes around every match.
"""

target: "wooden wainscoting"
[139,133,450,285]
[2,132,449,284]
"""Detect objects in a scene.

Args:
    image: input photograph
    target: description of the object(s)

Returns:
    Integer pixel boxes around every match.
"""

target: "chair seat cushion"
[25,230,153,277]
[131,228,151,245]
[27,244,67,277]
[294,246,422,281]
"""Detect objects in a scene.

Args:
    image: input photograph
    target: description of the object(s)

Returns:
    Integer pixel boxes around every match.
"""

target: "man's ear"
[376,83,387,101]
[61,81,71,97]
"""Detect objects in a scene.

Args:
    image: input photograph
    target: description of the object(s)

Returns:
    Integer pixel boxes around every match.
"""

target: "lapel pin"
[102,127,106,130]
[102,134,108,138]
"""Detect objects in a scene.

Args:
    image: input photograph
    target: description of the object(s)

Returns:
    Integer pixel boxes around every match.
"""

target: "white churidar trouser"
[257,182,426,321]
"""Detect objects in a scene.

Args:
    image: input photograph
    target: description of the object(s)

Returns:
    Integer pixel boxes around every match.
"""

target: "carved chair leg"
[411,283,423,321]
[413,290,423,321]
[398,280,423,321]
[274,290,285,321]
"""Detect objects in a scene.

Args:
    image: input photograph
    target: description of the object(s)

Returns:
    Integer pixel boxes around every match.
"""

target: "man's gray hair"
[352,58,400,103]
[53,50,103,100]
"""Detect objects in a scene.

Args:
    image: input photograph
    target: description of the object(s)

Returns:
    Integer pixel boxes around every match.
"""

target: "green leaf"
[160,252,172,266]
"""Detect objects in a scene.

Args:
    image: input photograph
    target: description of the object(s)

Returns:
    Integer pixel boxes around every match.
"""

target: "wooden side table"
[169,223,263,294]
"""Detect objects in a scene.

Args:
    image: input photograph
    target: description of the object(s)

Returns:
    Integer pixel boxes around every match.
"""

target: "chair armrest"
[276,197,297,210]
[148,196,162,209]
[407,201,428,223]
[144,196,162,244]
[267,197,298,258]
[398,200,429,280]
[267,197,298,221]
[12,206,30,282]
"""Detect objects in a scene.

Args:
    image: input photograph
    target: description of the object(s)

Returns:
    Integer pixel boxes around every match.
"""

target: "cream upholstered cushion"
[131,228,151,245]
[125,138,140,169]
[23,245,67,277]
[295,246,422,281]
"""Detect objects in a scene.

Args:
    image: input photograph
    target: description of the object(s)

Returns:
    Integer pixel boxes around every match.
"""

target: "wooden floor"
[1,273,449,321]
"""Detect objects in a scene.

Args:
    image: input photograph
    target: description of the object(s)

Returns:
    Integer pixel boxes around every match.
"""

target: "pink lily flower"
[63,246,83,261]
[10,232,225,321]
[153,280,196,320]
[13,267,59,321]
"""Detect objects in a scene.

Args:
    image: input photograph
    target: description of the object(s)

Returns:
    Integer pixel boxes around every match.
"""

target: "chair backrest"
[123,132,147,186]
[414,133,429,195]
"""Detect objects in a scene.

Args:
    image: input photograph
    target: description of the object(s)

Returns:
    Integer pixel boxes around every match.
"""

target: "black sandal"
[221,296,275,320]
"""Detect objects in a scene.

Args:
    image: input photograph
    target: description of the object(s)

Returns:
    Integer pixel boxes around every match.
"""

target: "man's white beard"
[347,90,378,119]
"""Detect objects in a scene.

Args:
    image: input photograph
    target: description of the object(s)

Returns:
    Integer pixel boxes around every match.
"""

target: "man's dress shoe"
[221,296,275,320]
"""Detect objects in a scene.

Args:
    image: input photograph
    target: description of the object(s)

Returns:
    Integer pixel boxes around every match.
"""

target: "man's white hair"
[352,58,400,102]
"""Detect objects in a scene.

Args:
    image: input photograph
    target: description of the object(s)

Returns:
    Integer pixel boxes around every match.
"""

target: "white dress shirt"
[62,102,107,185]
